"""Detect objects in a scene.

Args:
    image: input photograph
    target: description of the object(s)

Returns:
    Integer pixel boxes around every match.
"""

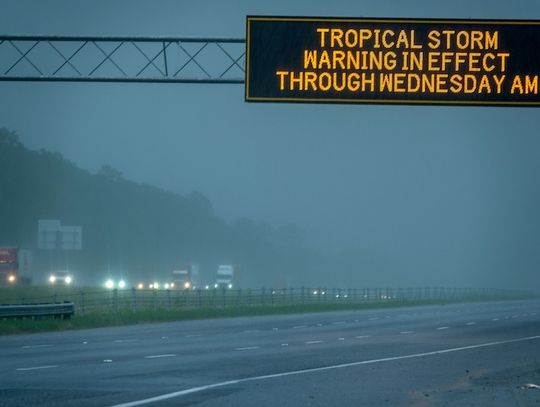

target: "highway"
[1,299,539,406]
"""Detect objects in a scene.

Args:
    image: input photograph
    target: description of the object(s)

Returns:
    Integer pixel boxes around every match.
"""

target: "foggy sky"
[1,0,540,289]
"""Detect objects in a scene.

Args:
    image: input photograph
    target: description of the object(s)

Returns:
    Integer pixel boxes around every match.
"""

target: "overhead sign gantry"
[0,36,245,83]
[245,16,540,106]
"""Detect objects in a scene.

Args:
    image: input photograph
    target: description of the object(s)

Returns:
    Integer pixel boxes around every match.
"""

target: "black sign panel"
[245,16,540,106]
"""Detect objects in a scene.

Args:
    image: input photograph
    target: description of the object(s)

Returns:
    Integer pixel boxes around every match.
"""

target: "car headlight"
[65,276,72,284]
[49,275,56,283]
[118,280,126,289]
[8,274,16,283]
[184,281,191,289]
[105,279,114,289]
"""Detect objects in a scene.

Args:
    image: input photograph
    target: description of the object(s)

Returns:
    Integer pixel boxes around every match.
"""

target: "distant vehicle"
[172,263,200,289]
[214,264,234,289]
[0,247,18,285]
[49,270,73,285]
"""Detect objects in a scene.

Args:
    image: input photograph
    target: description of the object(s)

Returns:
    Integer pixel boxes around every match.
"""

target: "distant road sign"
[38,219,82,250]
[245,16,540,106]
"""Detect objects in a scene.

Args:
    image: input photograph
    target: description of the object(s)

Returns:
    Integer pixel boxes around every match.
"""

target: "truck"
[0,247,18,285]
[214,264,235,289]
[171,263,200,289]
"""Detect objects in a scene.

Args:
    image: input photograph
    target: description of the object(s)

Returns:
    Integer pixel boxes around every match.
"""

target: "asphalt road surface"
[1,299,540,406]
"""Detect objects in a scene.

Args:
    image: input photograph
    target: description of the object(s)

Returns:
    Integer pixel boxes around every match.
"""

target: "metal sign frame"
[245,16,540,107]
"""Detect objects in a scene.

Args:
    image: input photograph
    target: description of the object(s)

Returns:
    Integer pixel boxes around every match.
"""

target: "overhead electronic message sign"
[245,16,540,106]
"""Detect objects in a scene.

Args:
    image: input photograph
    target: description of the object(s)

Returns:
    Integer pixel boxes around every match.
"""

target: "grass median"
[0,295,531,335]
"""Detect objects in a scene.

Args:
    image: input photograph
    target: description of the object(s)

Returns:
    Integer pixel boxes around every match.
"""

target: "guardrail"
[0,302,74,319]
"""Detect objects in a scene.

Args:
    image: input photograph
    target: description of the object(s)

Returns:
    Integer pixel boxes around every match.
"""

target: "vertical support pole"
[163,41,168,77]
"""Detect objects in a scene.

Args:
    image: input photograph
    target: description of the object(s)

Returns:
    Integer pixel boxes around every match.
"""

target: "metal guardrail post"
[131,287,137,311]
[80,290,85,315]
[113,289,118,313]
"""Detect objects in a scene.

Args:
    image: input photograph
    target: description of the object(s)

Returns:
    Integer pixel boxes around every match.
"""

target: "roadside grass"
[0,295,532,335]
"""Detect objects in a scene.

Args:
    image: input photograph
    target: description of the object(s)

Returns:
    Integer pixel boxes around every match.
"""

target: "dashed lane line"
[144,354,176,359]
[235,346,261,351]
[16,365,58,371]
[21,344,53,349]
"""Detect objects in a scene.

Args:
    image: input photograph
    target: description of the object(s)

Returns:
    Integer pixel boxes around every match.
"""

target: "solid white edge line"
[235,346,260,351]
[16,365,58,371]
[109,334,540,407]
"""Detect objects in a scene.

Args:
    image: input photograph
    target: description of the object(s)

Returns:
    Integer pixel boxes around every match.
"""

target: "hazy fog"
[1,0,539,289]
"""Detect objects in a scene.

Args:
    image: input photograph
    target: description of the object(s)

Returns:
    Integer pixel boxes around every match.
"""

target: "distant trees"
[0,129,310,287]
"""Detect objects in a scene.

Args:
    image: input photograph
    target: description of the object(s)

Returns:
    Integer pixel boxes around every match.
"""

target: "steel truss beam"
[0,35,245,83]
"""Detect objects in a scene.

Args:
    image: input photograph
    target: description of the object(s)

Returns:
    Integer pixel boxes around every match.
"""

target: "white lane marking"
[316,323,323,327]
[114,339,139,343]
[161,336,168,339]
[355,335,370,339]
[144,354,176,359]
[185,334,202,338]
[437,326,449,330]
[272,328,278,331]
[353,319,359,322]
[21,344,53,349]
[235,346,260,351]
[83,341,88,345]
[466,322,476,326]
[338,338,345,341]
[16,365,57,371]
[293,325,307,329]
[368,317,379,321]
[110,334,540,407]
[332,321,346,325]
[243,330,259,333]
[491,318,500,321]
[305,340,324,345]
[103,359,113,363]
[281,343,288,347]
[400,331,414,334]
